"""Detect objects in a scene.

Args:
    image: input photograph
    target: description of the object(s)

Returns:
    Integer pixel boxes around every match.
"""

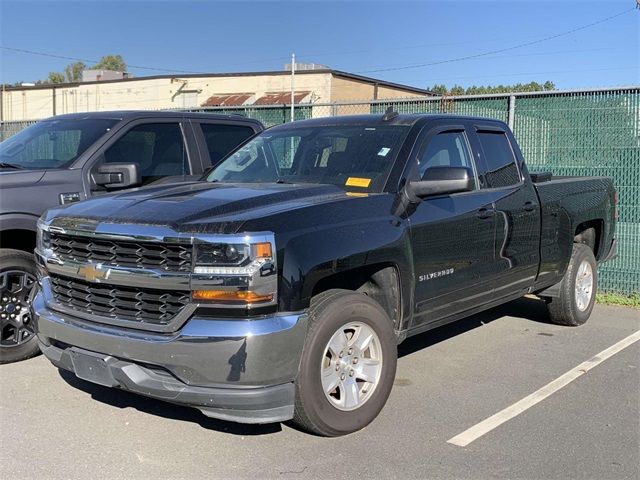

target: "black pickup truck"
[0,111,263,363]
[32,113,617,436]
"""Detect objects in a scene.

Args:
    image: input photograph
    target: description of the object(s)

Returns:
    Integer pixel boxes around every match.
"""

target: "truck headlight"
[36,217,51,253]
[192,238,277,306]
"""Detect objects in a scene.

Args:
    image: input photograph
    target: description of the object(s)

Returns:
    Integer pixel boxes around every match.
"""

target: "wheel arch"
[310,263,403,330]
[574,220,603,259]
[0,213,39,255]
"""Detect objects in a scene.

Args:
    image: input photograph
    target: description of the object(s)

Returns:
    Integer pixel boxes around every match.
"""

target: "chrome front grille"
[50,274,190,325]
[49,232,192,272]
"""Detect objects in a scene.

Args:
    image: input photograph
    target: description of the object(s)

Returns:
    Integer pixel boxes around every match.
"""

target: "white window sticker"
[378,147,391,157]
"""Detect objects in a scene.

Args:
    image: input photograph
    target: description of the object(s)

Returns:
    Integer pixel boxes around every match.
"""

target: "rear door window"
[477,130,520,188]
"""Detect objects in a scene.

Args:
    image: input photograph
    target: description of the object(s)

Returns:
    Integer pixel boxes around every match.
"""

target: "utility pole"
[290,53,295,122]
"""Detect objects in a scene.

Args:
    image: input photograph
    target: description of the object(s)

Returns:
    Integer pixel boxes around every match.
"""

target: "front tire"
[0,249,40,364]
[546,243,597,326]
[292,289,397,436]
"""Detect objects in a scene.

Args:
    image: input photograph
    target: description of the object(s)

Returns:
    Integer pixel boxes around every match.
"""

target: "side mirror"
[93,163,141,190]
[409,166,474,198]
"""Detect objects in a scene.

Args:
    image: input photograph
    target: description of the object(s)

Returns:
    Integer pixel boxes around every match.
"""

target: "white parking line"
[447,329,640,447]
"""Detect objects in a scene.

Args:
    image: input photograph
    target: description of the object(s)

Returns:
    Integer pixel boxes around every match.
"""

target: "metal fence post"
[508,95,516,130]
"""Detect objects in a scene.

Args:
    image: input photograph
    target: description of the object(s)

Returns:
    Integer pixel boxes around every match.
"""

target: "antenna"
[382,106,399,121]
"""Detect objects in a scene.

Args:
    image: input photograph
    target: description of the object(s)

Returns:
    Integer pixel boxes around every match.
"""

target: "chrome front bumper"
[33,287,308,424]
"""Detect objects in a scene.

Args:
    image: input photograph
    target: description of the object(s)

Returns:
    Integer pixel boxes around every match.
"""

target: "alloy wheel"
[0,270,36,347]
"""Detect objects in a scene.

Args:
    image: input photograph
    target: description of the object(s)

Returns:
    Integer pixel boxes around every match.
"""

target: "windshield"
[0,118,118,169]
[206,124,411,192]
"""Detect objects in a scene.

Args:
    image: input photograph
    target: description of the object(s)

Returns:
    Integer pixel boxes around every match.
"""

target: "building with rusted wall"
[0,69,431,121]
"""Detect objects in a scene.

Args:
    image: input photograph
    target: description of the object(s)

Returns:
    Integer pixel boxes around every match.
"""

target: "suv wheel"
[546,243,597,326]
[0,249,40,364]
[292,289,397,436]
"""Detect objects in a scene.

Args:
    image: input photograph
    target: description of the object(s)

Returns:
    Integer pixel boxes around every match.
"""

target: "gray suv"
[0,110,263,363]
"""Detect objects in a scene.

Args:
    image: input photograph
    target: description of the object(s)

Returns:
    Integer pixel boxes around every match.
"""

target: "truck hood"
[45,181,355,234]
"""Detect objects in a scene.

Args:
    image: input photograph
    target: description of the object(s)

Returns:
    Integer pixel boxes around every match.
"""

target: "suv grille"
[50,232,192,272]
[50,275,190,325]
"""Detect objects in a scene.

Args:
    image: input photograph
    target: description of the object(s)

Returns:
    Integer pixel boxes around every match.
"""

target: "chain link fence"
[0,120,36,141]
[1,87,638,294]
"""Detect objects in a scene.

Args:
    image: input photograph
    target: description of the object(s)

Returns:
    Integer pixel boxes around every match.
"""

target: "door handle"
[477,207,495,219]
[523,201,537,212]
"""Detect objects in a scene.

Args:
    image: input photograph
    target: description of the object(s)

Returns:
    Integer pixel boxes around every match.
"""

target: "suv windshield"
[0,118,118,169]
[207,124,411,192]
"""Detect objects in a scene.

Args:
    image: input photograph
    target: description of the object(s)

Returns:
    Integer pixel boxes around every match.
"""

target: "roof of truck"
[266,113,507,130]
[41,110,264,127]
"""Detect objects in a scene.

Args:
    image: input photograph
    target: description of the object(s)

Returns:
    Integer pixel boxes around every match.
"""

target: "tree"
[430,84,448,95]
[65,61,86,82]
[428,81,556,95]
[92,55,126,72]
[47,72,65,84]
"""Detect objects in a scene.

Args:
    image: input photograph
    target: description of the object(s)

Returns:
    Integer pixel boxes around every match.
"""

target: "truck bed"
[532,174,616,289]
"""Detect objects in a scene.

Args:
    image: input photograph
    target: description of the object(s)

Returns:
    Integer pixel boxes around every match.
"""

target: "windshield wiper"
[0,162,24,170]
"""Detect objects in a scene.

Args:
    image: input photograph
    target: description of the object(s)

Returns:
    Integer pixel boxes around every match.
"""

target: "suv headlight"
[192,237,277,306]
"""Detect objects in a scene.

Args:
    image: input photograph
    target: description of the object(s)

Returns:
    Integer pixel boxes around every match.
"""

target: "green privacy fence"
[372,96,510,122]
[1,88,638,294]
[512,89,639,295]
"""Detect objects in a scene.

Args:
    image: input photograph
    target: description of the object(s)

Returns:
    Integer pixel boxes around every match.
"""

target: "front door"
[409,126,496,326]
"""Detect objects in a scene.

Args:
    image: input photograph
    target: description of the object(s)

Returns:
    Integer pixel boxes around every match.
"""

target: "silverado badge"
[77,264,110,282]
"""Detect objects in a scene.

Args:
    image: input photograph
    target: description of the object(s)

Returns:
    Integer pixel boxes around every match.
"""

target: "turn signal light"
[192,290,274,304]
[253,242,273,258]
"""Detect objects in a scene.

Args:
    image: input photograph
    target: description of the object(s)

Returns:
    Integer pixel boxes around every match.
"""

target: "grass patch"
[596,292,640,308]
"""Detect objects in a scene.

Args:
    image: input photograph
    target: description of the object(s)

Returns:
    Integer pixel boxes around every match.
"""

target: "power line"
[0,46,206,74]
[0,46,293,74]
[356,7,636,74]
[352,46,622,73]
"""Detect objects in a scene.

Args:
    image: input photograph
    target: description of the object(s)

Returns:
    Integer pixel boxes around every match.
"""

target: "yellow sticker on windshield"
[345,177,371,188]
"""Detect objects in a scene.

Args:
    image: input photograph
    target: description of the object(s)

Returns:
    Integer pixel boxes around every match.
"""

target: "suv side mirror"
[93,163,141,190]
[409,166,474,198]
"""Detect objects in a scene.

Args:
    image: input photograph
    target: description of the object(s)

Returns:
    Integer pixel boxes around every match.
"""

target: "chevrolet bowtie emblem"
[77,264,110,282]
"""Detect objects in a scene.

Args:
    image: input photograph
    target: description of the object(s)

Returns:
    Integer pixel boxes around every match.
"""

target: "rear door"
[470,124,541,299]
[408,124,497,326]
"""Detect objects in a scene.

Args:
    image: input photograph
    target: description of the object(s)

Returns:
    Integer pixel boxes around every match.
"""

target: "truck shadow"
[398,296,551,358]
[57,369,283,436]
[57,296,549,435]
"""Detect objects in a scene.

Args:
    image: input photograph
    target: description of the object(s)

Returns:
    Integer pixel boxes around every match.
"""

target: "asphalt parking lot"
[1,298,638,480]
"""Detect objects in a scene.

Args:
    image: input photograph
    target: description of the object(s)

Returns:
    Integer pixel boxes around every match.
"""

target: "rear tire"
[292,289,397,436]
[0,249,40,364]
[546,243,597,326]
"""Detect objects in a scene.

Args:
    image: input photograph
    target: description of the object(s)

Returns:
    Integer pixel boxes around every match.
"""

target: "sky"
[0,0,638,90]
